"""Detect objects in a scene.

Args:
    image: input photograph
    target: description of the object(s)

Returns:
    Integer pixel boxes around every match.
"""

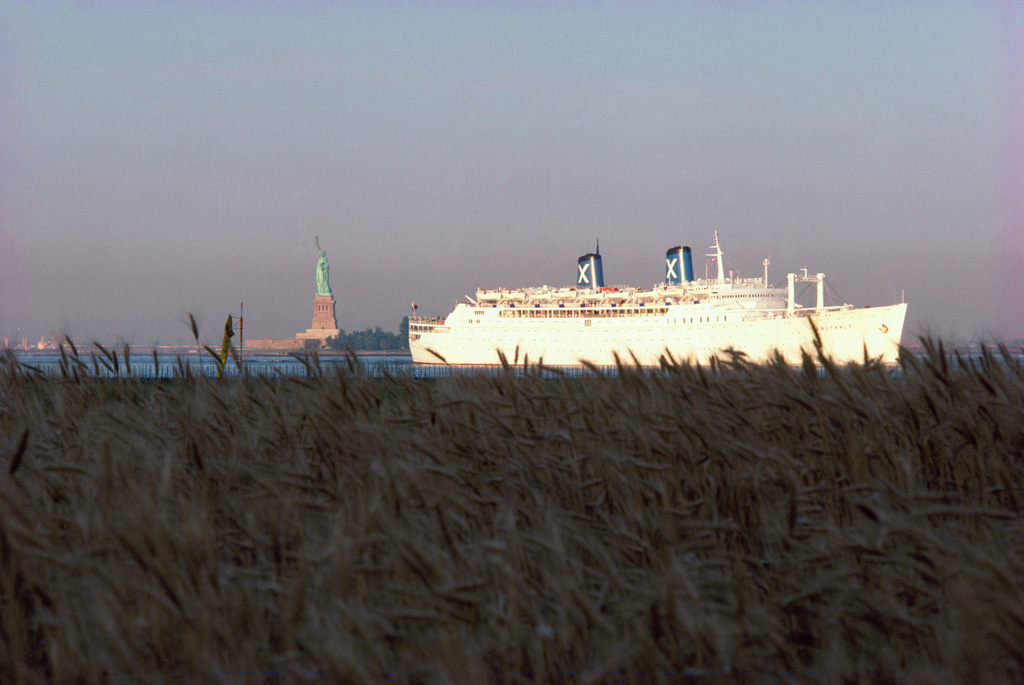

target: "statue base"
[310,294,338,331]
[296,328,340,341]
[296,294,340,347]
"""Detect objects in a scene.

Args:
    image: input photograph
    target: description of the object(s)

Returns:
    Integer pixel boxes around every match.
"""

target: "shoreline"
[5,346,411,357]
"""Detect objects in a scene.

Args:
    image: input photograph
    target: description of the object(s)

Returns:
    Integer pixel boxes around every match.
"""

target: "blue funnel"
[577,253,604,288]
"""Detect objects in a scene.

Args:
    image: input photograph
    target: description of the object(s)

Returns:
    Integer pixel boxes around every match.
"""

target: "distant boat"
[410,232,906,366]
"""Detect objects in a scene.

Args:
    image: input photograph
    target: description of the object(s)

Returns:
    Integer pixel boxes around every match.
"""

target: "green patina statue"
[315,236,332,297]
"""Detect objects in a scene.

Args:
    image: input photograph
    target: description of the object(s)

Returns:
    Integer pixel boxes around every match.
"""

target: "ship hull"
[410,302,907,367]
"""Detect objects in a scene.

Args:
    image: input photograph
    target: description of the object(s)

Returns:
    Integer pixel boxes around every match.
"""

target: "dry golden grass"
[1,342,1023,683]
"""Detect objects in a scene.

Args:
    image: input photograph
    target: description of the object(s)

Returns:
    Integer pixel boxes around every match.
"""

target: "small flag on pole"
[411,301,418,311]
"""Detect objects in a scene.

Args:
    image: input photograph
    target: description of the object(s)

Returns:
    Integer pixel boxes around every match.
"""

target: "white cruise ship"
[409,233,907,366]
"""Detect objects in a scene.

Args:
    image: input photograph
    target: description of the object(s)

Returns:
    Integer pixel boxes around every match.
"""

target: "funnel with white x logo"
[576,252,604,288]
[664,245,694,285]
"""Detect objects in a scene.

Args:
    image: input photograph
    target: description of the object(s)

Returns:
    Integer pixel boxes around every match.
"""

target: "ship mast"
[709,231,725,283]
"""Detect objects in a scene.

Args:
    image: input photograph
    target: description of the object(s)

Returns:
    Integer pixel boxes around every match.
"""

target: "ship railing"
[793,304,854,314]
[410,317,447,330]
[763,304,853,317]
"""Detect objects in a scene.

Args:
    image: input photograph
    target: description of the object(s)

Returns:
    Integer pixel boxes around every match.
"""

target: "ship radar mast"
[708,231,725,283]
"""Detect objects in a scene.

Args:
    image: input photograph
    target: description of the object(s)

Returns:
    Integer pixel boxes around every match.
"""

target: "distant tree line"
[326,316,409,352]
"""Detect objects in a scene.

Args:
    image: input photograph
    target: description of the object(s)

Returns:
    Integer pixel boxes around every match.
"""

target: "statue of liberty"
[315,236,332,296]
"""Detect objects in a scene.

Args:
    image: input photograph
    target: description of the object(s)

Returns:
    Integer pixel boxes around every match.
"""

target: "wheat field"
[1,342,1023,683]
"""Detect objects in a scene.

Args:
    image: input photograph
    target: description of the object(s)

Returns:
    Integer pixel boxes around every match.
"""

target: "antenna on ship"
[596,239,600,255]
[708,231,725,283]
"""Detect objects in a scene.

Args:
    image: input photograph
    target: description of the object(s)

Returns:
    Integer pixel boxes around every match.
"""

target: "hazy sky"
[2,1,1022,346]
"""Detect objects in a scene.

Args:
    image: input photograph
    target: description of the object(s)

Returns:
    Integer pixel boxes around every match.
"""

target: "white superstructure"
[410,233,907,366]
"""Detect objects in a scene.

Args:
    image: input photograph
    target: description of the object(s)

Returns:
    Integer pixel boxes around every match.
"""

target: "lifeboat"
[503,289,526,301]
[476,289,501,302]
[657,286,687,298]
[528,288,553,301]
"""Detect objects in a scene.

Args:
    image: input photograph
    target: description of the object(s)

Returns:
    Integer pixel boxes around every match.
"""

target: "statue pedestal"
[296,295,340,344]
